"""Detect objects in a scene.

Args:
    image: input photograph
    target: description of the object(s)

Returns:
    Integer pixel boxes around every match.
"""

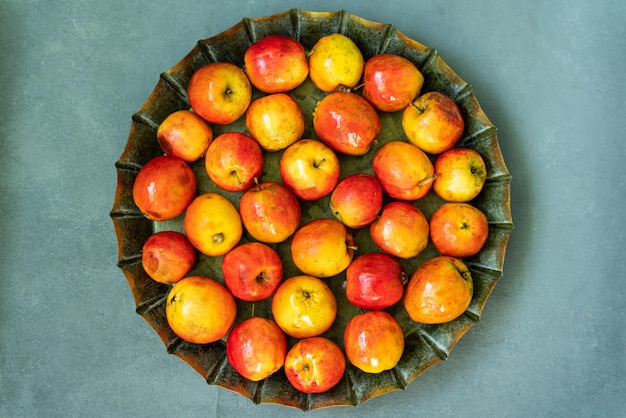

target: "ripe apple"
[245,93,305,152]
[243,34,309,93]
[239,181,301,244]
[345,252,407,310]
[284,337,346,394]
[343,310,404,374]
[166,275,237,344]
[132,155,196,221]
[204,132,264,192]
[183,192,242,257]
[225,317,287,382]
[429,202,489,258]
[329,173,383,229]
[402,91,465,154]
[307,33,364,92]
[403,256,473,324]
[271,275,337,339]
[279,139,341,201]
[312,91,381,156]
[221,242,283,302]
[433,147,487,202]
[156,109,213,163]
[141,230,196,284]
[187,62,252,125]
[290,218,355,278]
[370,201,429,259]
[372,140,435,200]
[362,54,424,112]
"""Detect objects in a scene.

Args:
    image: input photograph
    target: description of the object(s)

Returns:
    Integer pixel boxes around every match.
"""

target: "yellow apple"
[245,93,305,152]
[433,147,487,202]
[308,33,364,92]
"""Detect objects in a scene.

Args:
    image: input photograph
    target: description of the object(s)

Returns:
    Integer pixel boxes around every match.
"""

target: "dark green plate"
[110,9,513,411]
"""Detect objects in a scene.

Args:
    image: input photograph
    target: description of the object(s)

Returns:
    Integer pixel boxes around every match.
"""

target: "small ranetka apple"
[433,147,487,202]
[245,92,305,152]
[329,173,383,229]
[345,252,407,310]
[284,337,346,394]
[308,33,364,92]
[429,202,489,258]
[204,132,263,192]
[370,201,429,259]
[362,54,424,112]
[156,109,213,163]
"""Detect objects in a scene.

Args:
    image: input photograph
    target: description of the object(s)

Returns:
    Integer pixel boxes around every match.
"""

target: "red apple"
[345,252,407,310]
[187,62,252,125]
[222,242,283,302]
[370,201,429,259]
[141,231,196,284]
[226,317,287,382]
[429,202,489,258]
[243,35,309,93]
[329,173,383,229]
[433,148,487,202]
[404,256,473,324]
[372,140,435,201]
[284,337,346,394]
[362,54,424,112]
[312,91,381,156]
[239,181,301,244]
[279,139,341,201]
[402,91,465,154]
[245,93,305,152]
[204,132,264,192]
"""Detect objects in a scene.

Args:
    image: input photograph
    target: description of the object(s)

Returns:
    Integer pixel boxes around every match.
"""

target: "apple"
[245,93,305,152]
[187,62,252,125]
[156,109,213,163]
[343,310,404,374]
[372,140,435,200]
[239,181,301,244]
[402,91,465,154]
[284,337,346,394]
[243,34,309,93]
[271,275,337,339]
[345,252,407,310]
[433,148,487,202]
[370,201,429,259]
[279,139,341,201]
[307,32,364,92]
[221,242,283,302]
[225,317,287,382]
[429,202,489,258]
[142,230,196,284]
[290,218,355,278]
[403,256,473,324]
[132,155,196,221]
[362,54,424,112]
[329,173,383,229]
[313,91,381,156]
[204,132,264,192]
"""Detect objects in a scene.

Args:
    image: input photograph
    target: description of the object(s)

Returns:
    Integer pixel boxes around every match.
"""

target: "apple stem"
[231,170,242,185]
[212,233,224,244]
[347,245,358,252]
[313,158,326,169]
[250,303,255,318]
[418,174,437,187]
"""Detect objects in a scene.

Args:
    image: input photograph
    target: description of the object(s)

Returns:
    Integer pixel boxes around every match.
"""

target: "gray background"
[1,0,625,417]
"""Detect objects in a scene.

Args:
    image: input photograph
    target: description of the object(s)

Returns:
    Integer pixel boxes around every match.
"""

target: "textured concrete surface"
[1,0,625,417]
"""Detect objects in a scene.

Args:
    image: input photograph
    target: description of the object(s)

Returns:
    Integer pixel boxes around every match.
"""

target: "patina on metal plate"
[110,9,513,411]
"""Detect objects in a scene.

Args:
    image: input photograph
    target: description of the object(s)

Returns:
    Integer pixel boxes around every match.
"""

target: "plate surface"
[110,8,513,410]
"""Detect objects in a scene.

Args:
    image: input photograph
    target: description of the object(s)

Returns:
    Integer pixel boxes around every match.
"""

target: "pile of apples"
[132,33,490,394]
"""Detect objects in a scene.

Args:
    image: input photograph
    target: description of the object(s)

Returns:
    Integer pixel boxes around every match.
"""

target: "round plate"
[110,9,513,411]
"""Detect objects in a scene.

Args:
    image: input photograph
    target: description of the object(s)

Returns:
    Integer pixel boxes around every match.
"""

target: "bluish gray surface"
[1,0,625,417]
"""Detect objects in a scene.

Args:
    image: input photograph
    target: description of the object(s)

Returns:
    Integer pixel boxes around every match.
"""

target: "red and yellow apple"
[433,148,487,202]
[362,54,424,112]
[313,91,381,156]
[243,34,309,93]
[187,62,252,125]
[284,337,346,394]
[372,140,435,200]
[370,201,429,259]
[307,33,364,92]
[402,91,465,154]
[141,231,196,284]
[239,181,301,244]
[404,256,473,324]
[279,139,341,201]
[429,202,489,258]
[345,252,407,310]
[204,132,264,192]
[245,92,305,152]
[221,242,283,302]
[290,218,355,278]
[156,109,213,162]
[226,317,287,382]
[329,173,383,229]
